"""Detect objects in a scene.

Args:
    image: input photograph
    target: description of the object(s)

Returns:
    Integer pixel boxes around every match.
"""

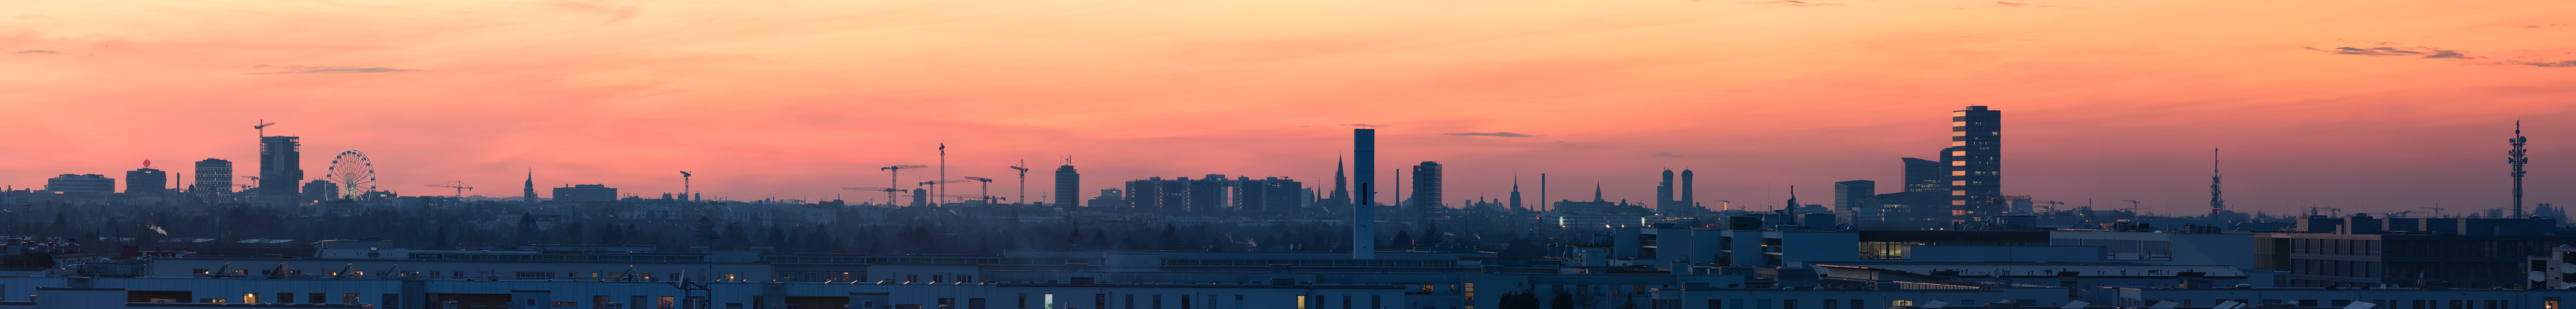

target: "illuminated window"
[244,294,260,303]
[1893,301,1914,307]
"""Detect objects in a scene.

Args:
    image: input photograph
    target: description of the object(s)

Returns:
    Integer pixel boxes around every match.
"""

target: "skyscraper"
[1352,129,1377,260]
[127,167,167,194]
[1835,180,1876,226]
[1679,169,1695,213]
[1054,163,1079,210]
[1942,106,2001,219]
[1656,169,1676,213]
[260,135,304,203]
[1410,161,1443,214]
[193,158,233,197]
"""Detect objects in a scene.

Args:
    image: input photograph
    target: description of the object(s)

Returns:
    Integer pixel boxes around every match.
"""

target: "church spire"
[522,169,538,203]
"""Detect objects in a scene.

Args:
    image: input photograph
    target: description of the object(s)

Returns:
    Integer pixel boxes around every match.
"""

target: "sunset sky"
[4,0,2572,215]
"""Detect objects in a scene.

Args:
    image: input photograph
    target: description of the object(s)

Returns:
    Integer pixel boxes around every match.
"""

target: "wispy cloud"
[1442,132,1533,137]
[2307,44,2576,68]
[251,66,421,74]
[2527,23,2569,29]
[1343,124,1385,127]
[2500,60,2576,67]
[2000,1,2078,7]
[2304,46,2471,58]
[1652,153,1686,158]
[1739,1,1843,7]
[16,50,56,54]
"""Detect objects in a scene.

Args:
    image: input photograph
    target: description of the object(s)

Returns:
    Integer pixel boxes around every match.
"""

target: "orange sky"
[4,0,2573,214]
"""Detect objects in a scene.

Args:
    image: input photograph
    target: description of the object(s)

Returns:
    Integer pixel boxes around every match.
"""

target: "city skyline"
[4,0,2575,214]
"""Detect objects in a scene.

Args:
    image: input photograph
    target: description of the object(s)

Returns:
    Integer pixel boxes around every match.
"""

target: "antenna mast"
[2211,148,2226,217]
[2511,121,2530,218]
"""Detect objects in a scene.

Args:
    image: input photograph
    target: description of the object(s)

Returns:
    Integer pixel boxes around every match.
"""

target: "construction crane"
[254,120,276,137]
[2121,200,2143,216]
[918,179,972,205]
[2387,210,2414,218]
[879,165,928,203]
[425,181,473,198]
[839,187,903,205]
[1008,160,1030,205]
[2422,204,2447,218]
[2038,200,2067,213]
[962,176,997,204]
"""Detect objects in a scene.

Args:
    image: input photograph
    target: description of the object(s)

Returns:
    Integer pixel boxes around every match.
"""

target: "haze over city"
[6,0,2575,214]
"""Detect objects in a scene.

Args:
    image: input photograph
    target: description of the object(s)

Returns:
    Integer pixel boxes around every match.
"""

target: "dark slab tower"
[1942,106,2002,221]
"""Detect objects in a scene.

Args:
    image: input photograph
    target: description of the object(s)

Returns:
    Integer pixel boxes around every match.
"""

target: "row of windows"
[1706,298,1886,309]
[2145,298,2528,309]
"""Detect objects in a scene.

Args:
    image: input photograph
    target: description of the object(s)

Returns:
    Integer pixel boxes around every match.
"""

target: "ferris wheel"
[327,150,376,199]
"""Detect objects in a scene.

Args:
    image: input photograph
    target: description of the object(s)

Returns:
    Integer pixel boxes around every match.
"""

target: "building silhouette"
[1834,180,1875,226]
[1411,161,1442,214]
[523,171,538,203]
[1680,169,1695,213]
[303,180,338,201]
[1657,169,1676,213]
[1943,106,2003,221]
[1508,176,1524,213]
[1122,176,1304,214]
[45,174,114,193]
[1086,188,1126,210]
[192,158,232,197]
[1053,164,1079,210]
[551,184,618,202]
[1324,157,1352,213]
[259,136,304,202]
[125,167,167,194]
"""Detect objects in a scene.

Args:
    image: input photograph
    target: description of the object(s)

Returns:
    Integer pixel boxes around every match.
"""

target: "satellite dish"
[2532,271,2548,282]
[2559,263,2574,270]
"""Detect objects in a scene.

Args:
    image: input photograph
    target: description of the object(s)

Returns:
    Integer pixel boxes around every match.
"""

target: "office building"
[551,184,619,202]
[44,174,115,193]
[1833,180,1874,226]
[303,180,339,201]
[1657,169,1678,214]
[1943,106,2002,220]
[1679,169,1695,213]
[1087,188,1126,210]
[260,135,305,202]
[1411,161,1442,213]
[1122,176,1304,214]
[1053,164,1079,210]
[192,158,233,196]
[125,167,167,194]
[2257,214,2576,288]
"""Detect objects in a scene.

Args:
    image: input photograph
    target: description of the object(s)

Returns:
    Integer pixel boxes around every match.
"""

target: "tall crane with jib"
[840,187,903,205]
[879,165,928,204]
[918,179,973,205]
[426,181,473,198]
[963,176,997,205]
[1008,160,1030,205]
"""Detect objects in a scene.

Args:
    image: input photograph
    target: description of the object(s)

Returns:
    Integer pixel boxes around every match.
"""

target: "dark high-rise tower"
[1942,106,2001,219]
[1656,169,1676,213]
[193,158,233,197]
[1411,161,1442,212]
[1680,169,1695,213]
[260,135,303,203]
[1055,162,1080,210]
[523,170,539,203]
[128,164,167,194]
[1835,180,1876,226]
[1353,129,1377,260]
